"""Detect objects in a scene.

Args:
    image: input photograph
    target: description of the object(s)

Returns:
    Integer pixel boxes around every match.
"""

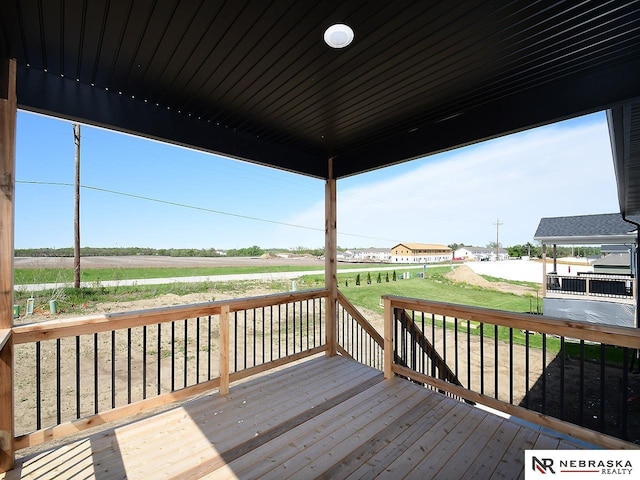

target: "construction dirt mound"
[445,264,540,296]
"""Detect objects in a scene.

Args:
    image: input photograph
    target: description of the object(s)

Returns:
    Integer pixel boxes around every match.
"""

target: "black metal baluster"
[299,301,303,353]
[442,315,447,380]
[467,320,471,391]
[270,306,274,361]
[600,343,606,432]
[57,339,61,425]
[234,312,238,372]
[111,331,115,409]
[292,302,296,354]
[94,333,98,414]
[184,319,188,388]
[207,316,212,380]
[278,304,282,359]
[579,340,584,425]
[509,328,513,405]
[171,321,175,392]
[480,324,484,395]
[76,336,80,419]
[421,312,425,374]
[306,300,309,350]
[494,324,498,399]
[623,347,629,440]
[454,318,458,379]
[196,317,201,383]
[243,310,247,369]
[157,323,162,395]
[36,341,41,430]
[560,336,565,419]
[143,326,147,399]
[127,328,132,404]
[312,301,316,348]
[318,299,322,346]
[542,333,547,414]
[253,308,258,367]
[525,329,530,409]
[285,304,289,357]
[431,313,436,377]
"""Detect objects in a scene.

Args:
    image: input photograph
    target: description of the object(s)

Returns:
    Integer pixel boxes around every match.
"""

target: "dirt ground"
[14,254,325,270]
[445,264,541,296]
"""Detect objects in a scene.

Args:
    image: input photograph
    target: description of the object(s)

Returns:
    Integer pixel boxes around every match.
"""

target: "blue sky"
[15,110,619,250]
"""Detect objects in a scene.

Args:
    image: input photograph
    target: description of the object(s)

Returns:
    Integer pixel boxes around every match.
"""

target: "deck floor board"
[3,355,599,480]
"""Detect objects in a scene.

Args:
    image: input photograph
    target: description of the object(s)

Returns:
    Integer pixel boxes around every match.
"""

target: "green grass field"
[14,263,624,363]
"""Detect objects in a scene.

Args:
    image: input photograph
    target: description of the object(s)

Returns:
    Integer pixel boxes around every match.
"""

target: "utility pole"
[494,218,503,261]
[73,123,81,289]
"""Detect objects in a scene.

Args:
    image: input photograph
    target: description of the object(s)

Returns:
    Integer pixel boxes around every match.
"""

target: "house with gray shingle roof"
[534,213,636,245]
[533,213,637,328]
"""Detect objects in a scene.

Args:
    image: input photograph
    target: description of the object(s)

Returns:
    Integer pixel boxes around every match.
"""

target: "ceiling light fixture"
[324,24,354,48]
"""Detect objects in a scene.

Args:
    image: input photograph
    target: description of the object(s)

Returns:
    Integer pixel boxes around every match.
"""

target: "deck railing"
[11,289,328,449]
[382,295,640,448]
[336,290,384,371]
[8,288,640,456]
[546,273,635,299]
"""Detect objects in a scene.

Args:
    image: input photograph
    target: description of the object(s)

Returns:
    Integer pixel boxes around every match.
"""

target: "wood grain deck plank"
[376,403,484,479]
[212,377,405,480]
[492,426,539,479]
[412,412,505,478]
[380,405,489,479]
[460,416,521,480]
[318,391,452,480]
[343,395,460,480]
[3,356,603,480]
[127,360,381,478]
[257,381,430,479]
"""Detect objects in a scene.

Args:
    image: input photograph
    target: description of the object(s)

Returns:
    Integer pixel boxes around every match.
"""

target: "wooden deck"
[3,355,590,480]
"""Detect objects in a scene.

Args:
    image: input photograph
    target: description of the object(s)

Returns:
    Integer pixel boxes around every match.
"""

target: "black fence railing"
[546,274,634,299]
[336,292,383,371]
[229,298,325,375]
[15,316,220,436]
[385,297,640,445]
[12,290,328,440]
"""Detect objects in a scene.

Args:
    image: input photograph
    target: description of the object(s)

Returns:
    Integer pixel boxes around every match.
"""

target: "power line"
[16,180,399,243]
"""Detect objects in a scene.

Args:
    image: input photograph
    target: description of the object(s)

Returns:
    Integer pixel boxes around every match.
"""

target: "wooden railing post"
[0,58,16,473]
[383,297,393,379]
[219,305,230,395]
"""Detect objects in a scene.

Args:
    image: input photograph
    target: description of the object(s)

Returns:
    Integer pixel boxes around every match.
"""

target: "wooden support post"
[219,305,230,395]
[383,297,393,379]
[0,58,16,473]
[542,244,547,298]
[325,158,337,356]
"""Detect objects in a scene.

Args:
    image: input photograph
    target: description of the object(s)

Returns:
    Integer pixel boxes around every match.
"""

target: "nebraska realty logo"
[525,450,639,478]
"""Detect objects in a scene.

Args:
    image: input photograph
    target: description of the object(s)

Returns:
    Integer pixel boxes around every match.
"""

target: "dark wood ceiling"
[1,0,640,180]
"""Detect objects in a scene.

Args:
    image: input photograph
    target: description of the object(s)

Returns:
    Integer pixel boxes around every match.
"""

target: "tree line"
[14,246,325,258]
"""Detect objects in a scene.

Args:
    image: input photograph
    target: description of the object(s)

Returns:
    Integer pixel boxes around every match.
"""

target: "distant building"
[350,249,391,262]
[454,246,509,262]
[593,253,631,275]
[390,243,451,263]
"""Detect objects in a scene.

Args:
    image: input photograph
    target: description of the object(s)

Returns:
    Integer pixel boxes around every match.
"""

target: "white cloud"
[277,114,619,249]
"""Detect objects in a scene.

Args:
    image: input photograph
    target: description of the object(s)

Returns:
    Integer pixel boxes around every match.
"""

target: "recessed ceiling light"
[324,24,354,49]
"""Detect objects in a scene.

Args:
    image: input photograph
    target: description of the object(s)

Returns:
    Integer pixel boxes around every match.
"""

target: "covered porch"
[2,1,640,477]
